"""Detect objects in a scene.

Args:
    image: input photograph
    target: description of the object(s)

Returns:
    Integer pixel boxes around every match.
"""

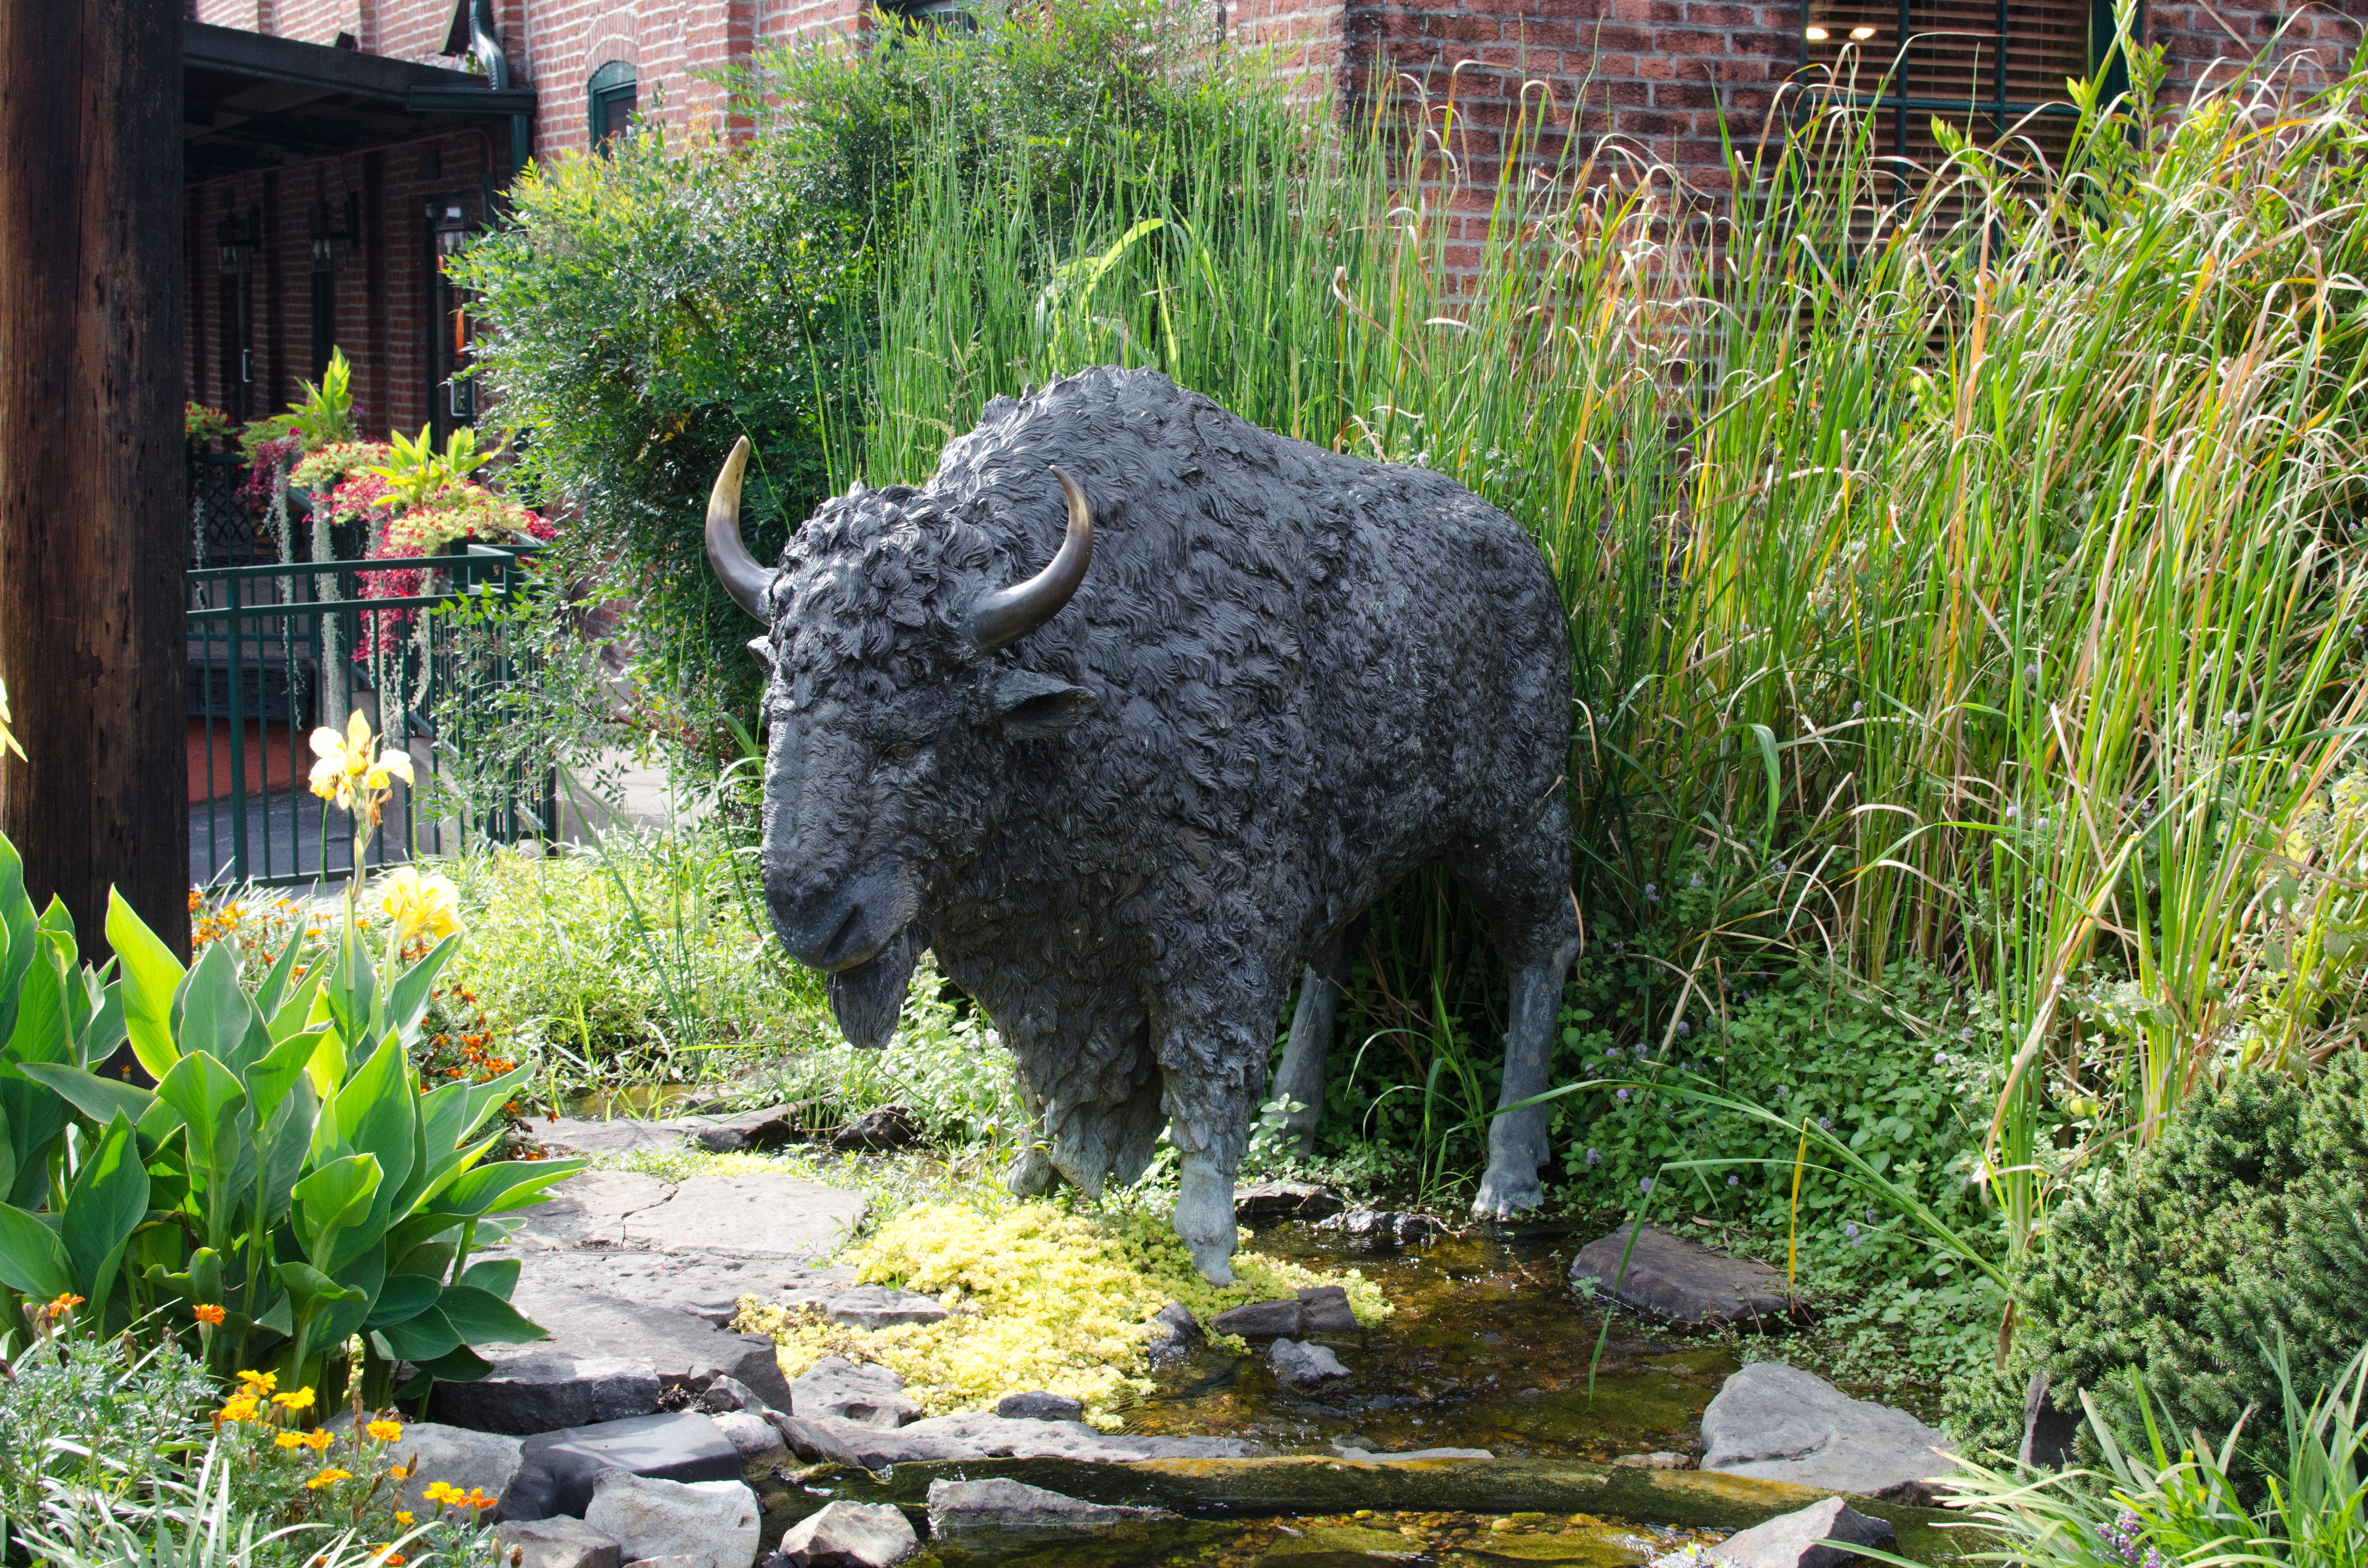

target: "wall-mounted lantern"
[308,191,360,274]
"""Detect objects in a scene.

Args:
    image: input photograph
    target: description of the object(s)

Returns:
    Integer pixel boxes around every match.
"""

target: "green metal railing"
[187,544,554,888]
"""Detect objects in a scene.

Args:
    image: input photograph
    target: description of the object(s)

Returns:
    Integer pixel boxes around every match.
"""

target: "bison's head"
[703,438,1097,1048]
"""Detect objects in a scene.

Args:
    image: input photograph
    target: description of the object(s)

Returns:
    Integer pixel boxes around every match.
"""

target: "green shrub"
[0,1318,215,1556]
[2013,1051,2368,1474]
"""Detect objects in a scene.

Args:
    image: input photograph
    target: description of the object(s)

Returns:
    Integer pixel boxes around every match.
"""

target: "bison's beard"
[827,927,919,1049]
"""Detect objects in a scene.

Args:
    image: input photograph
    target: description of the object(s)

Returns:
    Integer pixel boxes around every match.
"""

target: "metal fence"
[187,544,554,889]
[187,452,368,568]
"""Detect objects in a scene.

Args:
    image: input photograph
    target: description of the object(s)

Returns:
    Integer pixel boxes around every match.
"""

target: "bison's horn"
[704,436,773,622]
[968,466,1094,653]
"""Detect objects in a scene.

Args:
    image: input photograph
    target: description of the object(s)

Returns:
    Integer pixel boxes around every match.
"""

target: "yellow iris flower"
[377,867,461,945]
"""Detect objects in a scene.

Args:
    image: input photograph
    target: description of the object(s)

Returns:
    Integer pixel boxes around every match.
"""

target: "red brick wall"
[2155,0,2359,99]
[185,131,493,443]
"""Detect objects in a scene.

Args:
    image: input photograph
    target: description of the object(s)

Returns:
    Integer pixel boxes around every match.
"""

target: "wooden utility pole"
[0,0,190,960]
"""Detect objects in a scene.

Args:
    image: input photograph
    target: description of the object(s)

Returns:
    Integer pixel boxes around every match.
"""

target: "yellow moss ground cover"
[732,1197,1390,1427]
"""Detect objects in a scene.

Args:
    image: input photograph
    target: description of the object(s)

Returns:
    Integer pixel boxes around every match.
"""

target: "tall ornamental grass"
[863,24,2368,1261]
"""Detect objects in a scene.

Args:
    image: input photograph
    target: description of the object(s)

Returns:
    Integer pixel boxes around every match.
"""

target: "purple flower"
[1639,1177,1653,1193]
[1677,1021,1691,1034]
[1727,1175,1740,1187]
[1586,1148,1601,1165]
[1819,1116,1832,1130]
[1616,1088,1631,1101]
[1645,883,1660,902]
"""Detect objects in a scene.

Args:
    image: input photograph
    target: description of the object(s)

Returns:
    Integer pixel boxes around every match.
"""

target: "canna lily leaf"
[0,1200,72,1298]
[105,891,185,1081]
[434,1283,545,1346]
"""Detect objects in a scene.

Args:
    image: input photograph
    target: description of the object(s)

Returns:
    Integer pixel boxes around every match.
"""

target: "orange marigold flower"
[236,1369,277,1394]
[422,1481,462,1506]
[275,1431,310,1450]
[194,1303,226,1326]
[305,1467,350,1490]
[367,1419,403,1442]
[272,1386,316,1411]
[47,1293,85,1318]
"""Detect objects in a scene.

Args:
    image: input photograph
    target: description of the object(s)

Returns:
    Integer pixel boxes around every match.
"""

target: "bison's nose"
[767,889,888,973]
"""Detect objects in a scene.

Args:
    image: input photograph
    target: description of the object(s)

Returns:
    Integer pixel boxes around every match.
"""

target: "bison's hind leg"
[1462,796,1583,1222]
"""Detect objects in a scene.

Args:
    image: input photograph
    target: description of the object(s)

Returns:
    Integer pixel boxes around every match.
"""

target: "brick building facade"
[184,0,2361,438]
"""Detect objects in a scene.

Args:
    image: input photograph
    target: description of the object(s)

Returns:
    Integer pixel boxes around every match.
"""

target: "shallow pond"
[1121,1218,1736,1462]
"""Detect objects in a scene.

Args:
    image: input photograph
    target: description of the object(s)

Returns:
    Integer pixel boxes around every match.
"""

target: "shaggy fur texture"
[746,367,1578,1276]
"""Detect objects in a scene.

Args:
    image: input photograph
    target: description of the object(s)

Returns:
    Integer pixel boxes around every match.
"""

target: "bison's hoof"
[1472,1169,1543,1220]
[1188,1245,1236,1286]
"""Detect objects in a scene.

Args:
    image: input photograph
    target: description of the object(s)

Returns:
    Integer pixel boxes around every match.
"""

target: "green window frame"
[588,60,636,155]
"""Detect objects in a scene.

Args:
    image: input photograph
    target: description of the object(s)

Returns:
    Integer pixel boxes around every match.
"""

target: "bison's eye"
[885,742,919,764]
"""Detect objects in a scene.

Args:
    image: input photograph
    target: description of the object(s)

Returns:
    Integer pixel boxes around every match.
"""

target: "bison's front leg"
[1159,1024,1264,1285]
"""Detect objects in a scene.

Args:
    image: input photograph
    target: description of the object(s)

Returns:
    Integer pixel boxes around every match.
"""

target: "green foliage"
[443,829,837,1093]
[2010,1050,2368,1476]
[239,348,356,461]
[1925,1343,2368,1568]
[0,1321,216,1556]
[0,829,581,1405]
[368,425,498,513]
[767,957,1023,1147]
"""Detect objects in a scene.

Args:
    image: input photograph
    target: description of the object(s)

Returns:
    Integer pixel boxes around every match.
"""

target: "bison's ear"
[747,636,776,673]
[980,668,1097,739]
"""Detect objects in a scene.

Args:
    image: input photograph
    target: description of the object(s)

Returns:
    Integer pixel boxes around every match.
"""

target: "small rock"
[582,1471,759,1568]
[995,1391,1085,1421]
[925,1478,1175,1557]
[371,1420,523,1520]
[1708,1497,1895,1568]
[830,1106,920,1152]
[1295,1284,1358,1333]
[790,1358,921,1429]
[699,1376,765,1415]
[1571,1224,1796,1326]
[710,1410,791,1470]
[433,1354,664,1436]
[1313,1209,1446,1245]
[1270,1338,1350,1386]
[1330,1444,1492,1462]
[817,1284,948,1331]
[765,1500,918,1568]
[1613,1451,1693,1469]
[502,1411,744,1523]
[691,1105,806,1154]
[1209,1298,1303,1336]
[1145,1302,1201,1360]
[764,1411,867,1469]
[1231,1180,1345,1220]
[1701,1362,1958,1494]
[493,1518,624,1568]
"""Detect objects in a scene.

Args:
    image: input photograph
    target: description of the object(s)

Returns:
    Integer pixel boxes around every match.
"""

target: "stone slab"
[925,1477,1176,1559]
[1209,1298,1303,1337]
[1330,1445,1494,1462]
[1701,1362,1958,1495]
[488,1269,799,1415]
[1571,1225,1796,1326]
[502,1411,745,1522]
[1314,1210,1446,1245]
[430,1352,663,1435]
[791,1358,922,1429]
[800,1412,1260,1468]
[611,1174,865,1260]
[1231,1181,1346,1220]
[372,1420,524,1520]
[767,1499,917,1568]
[1295,1285,1358,1333]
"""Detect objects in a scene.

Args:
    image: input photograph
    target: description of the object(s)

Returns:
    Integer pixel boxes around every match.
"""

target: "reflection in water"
[1121,1219,1737,1463]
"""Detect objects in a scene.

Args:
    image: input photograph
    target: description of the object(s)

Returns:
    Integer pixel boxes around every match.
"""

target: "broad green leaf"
[0,953,68,1204]
[379,1304,459,1361]
[173,944,250,1066]
[435,1283,545,1346]
[362,1270,439,1329]
[319,1242,385,1348]
[246,1027,322,1123]
[401,1342,493,1384]
[0,836,36,1045]
[0,1099,14,1198]
[461,1062,537,1143]
[257,1083,318,1235]
[294,1152,382,1262]
[17,1062,155,1127]
[431,1156,583,1219]
[267,965,327,1046]
[0,1200,72,1298]
[253,928,307,1026]
[303,1012,347,1099]
[76,982,126,1071]
[154,1052,247,1176]
[61,1113,148,1317]
[457,1257,520,1298]
[383,934,461,1044]
[330,1033,419,1250]
[106,891,185,1080]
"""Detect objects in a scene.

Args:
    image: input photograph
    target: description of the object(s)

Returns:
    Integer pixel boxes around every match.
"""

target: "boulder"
[494,1250,859,1327]
[582,1470,760,1568]
[430,1352,663,1436]
[1270,1338,1350,1387]
[376,1421,524,1520]
[492,1517,624,1568]
[996,1391,1085,1421]
[1707,1496,1895,1568]
[615,1175,865,1259]
[925,1478,1175,1558]
[830,1106,921,1152]
[502,1411,745,1522]
[765,1412,868,1470]
[1231,1180,1345,1220]
[533,1119,695,1159]
[1144,1301,1201,1361]
[1571,1225,1796,1326]
[1209,1298,1303,1337]
[792,1412,1258,1467]
[765,1500,918,1568]
[1330,1445,1493,1462]
[1295,1285,1358,1333]
[700,1376,766,1416]
[790,1358,921,1429]
[711,1410,792,1471]
[1700,1362,1958,1494]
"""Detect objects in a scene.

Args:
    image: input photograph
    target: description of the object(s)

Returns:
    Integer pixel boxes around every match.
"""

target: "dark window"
[589,61,636,154]
[1800,0,2132,173]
